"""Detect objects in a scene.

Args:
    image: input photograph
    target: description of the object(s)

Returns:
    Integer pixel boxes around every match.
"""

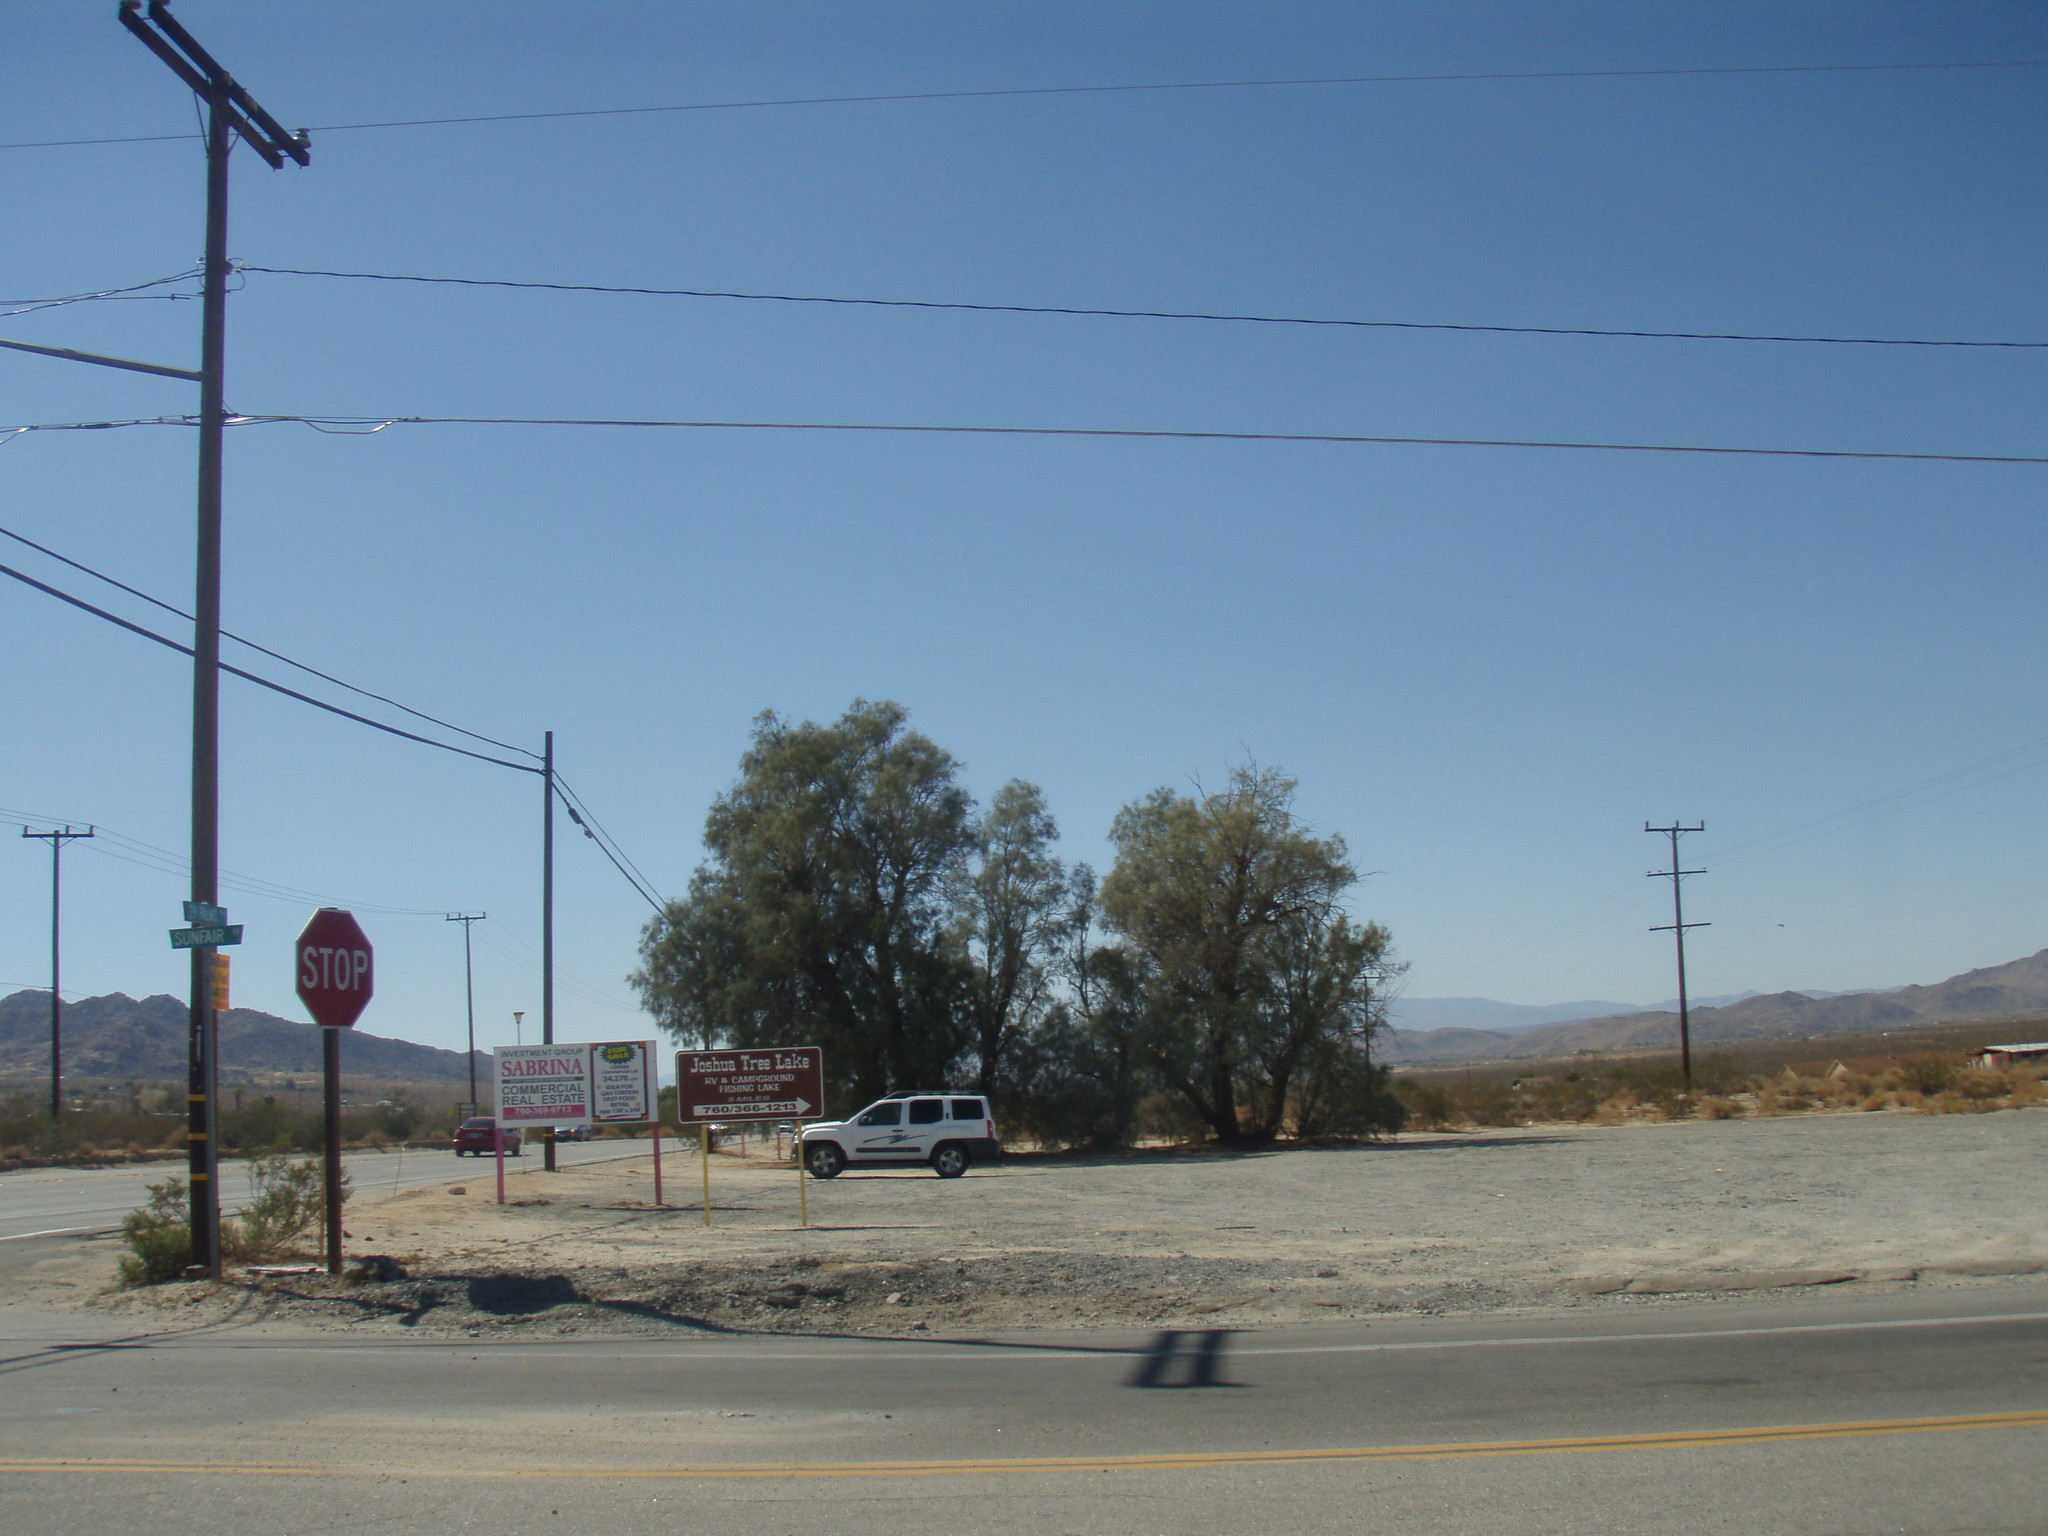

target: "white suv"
[801,1092,1001,1179]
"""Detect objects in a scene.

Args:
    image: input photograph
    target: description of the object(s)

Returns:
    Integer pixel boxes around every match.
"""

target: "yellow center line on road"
[3,1408,2045,1481]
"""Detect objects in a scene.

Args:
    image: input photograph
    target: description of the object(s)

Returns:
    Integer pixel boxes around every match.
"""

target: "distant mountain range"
[1383,950,2048,1064]
[0,990,485,1085]
[1386,994,1764,1035]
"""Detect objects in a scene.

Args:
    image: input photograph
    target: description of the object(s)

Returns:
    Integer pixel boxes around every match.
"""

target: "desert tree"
[633,701,975,1108]
[1099,766,1397,1143]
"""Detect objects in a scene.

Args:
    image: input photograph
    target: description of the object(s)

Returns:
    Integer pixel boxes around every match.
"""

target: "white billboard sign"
[494,1041,656,1128]
[495,1044,591,1126]
[589,1040,656,1124]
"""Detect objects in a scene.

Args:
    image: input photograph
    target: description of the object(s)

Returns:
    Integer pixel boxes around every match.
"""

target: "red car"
[452,1117,521,1156]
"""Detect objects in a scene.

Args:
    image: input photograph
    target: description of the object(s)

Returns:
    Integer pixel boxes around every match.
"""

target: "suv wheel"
[931,1142,969,1179]
[806,1142,845,1179]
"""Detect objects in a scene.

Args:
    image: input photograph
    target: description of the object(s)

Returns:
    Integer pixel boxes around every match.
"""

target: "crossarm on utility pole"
[1646,822,1708,1092]
[0,336,200,381]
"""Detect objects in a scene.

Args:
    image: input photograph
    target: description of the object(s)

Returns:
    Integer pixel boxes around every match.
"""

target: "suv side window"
[857,1103,902,1126]
[949,1098,985,1121]
[908,1098,944,1125]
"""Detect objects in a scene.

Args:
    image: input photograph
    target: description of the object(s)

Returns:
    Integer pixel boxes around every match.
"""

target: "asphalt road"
[0,1285,2042,1534]
[0,1140,649,1243]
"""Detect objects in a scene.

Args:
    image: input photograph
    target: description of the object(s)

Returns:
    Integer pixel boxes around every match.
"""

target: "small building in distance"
[1975,1041,2048,1070]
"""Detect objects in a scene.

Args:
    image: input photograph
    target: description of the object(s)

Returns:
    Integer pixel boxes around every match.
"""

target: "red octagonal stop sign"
[296,908,373,1029]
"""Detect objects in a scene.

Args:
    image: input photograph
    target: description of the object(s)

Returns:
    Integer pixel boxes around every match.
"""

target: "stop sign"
[296,908,373,1029]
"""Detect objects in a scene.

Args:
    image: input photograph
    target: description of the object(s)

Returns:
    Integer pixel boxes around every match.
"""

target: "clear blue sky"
[4,1,2046,1057]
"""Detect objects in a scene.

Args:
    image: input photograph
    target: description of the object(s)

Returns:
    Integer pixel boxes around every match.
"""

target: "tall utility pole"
[121,0,310,1277]
[1646,822,1709,1092]
[447,914,486,1112]
[21,826,94,1119]
[542,730,557,1172]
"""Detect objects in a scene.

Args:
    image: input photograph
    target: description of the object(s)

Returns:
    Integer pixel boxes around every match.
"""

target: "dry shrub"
[1593,1093,1639,1125]
[1894,1055,1957,1095]
[1951,1067,2011,1102]
[1696,1097,1740,1120]
[1921,1091,1994,1115]
[2008,1076,2047,1108]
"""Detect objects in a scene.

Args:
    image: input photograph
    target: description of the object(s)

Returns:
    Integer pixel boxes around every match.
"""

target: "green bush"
[118,1176,193,1286]
[226,1153,341,1261]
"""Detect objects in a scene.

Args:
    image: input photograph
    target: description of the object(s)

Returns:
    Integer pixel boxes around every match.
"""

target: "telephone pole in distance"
[447,913,485,1112]
[22,825,94,1119]
[1646,822,1709,1092]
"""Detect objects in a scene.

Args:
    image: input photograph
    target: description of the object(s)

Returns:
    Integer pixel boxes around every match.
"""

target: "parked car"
[452,1117,521,1156]
[800,1092,1000,1179]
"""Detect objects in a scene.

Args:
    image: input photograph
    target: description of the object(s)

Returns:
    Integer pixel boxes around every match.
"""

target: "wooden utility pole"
[121,0,310,1277]
[21,826,94,1119]
[1646,822,1709,1092]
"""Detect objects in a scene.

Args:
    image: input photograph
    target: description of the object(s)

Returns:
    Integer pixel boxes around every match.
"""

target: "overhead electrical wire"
[0,803,451,917]
[5,57,2045,152]
[470,925,644,1015]
[0,535,664,913]
[0,520,540,762]
[13,411,2034,467]
[240,264,2048,351]
[554,774,667,911]
[0,267,203,318]
[0,558,539,774]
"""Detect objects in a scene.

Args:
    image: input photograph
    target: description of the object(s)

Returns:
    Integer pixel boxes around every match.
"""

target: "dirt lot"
[82,1106,2048,1335]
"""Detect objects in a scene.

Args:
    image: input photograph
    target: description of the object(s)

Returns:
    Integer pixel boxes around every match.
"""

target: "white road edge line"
[0,1227,91,1242]
[43,1306,2044,1361]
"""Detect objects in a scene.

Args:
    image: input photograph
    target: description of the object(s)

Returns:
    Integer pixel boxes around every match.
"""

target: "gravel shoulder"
[56,1106,2048,1336]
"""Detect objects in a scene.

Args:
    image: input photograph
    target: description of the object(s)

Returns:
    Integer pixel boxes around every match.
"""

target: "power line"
[1,267,202,318]
[0,804,452,916]
[0,521,540,761]
[31,411,2036,467]
[0,542,662,914]
[0,531,662,915]
[6,57,2045,152]
[240,264,2048,351]
[554,775,666,910]
[0,558,539,774]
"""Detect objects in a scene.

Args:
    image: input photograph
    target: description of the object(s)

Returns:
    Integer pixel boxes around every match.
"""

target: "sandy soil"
[74,1106,2048,1335]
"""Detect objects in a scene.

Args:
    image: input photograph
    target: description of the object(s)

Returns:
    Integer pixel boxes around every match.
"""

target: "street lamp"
[513,1009,524,1047]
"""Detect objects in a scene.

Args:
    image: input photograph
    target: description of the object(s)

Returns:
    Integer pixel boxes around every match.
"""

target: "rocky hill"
[0,989,487,1085]
[1384,948,2048,1065]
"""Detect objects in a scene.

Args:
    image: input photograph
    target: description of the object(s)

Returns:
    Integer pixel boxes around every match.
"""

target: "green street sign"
[170,924,243,949]
[183,901,228,926]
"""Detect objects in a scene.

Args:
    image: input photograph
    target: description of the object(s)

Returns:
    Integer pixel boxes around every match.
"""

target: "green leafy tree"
[1100,766,1398,1143]
[954,780,1087,1095]
[633,701,976,1108]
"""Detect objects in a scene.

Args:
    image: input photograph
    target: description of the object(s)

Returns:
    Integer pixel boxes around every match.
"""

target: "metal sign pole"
[797,1134,808,1228]
[322,1025,343,1274]
[699,1123,712,1228]
[651,1119,664,1207]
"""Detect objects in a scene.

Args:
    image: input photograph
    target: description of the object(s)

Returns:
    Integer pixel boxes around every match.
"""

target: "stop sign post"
[296,909,372,1274]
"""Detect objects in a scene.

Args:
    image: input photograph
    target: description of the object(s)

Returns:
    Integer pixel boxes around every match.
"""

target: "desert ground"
[60,1105,2048,1335]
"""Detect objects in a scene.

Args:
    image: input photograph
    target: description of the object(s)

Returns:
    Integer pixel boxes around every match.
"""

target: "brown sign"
[675,1046,825,1123]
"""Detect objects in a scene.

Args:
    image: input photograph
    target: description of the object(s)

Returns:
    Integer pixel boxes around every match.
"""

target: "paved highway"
[0,1285,2041,1534]
[0,1140,649,1243]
